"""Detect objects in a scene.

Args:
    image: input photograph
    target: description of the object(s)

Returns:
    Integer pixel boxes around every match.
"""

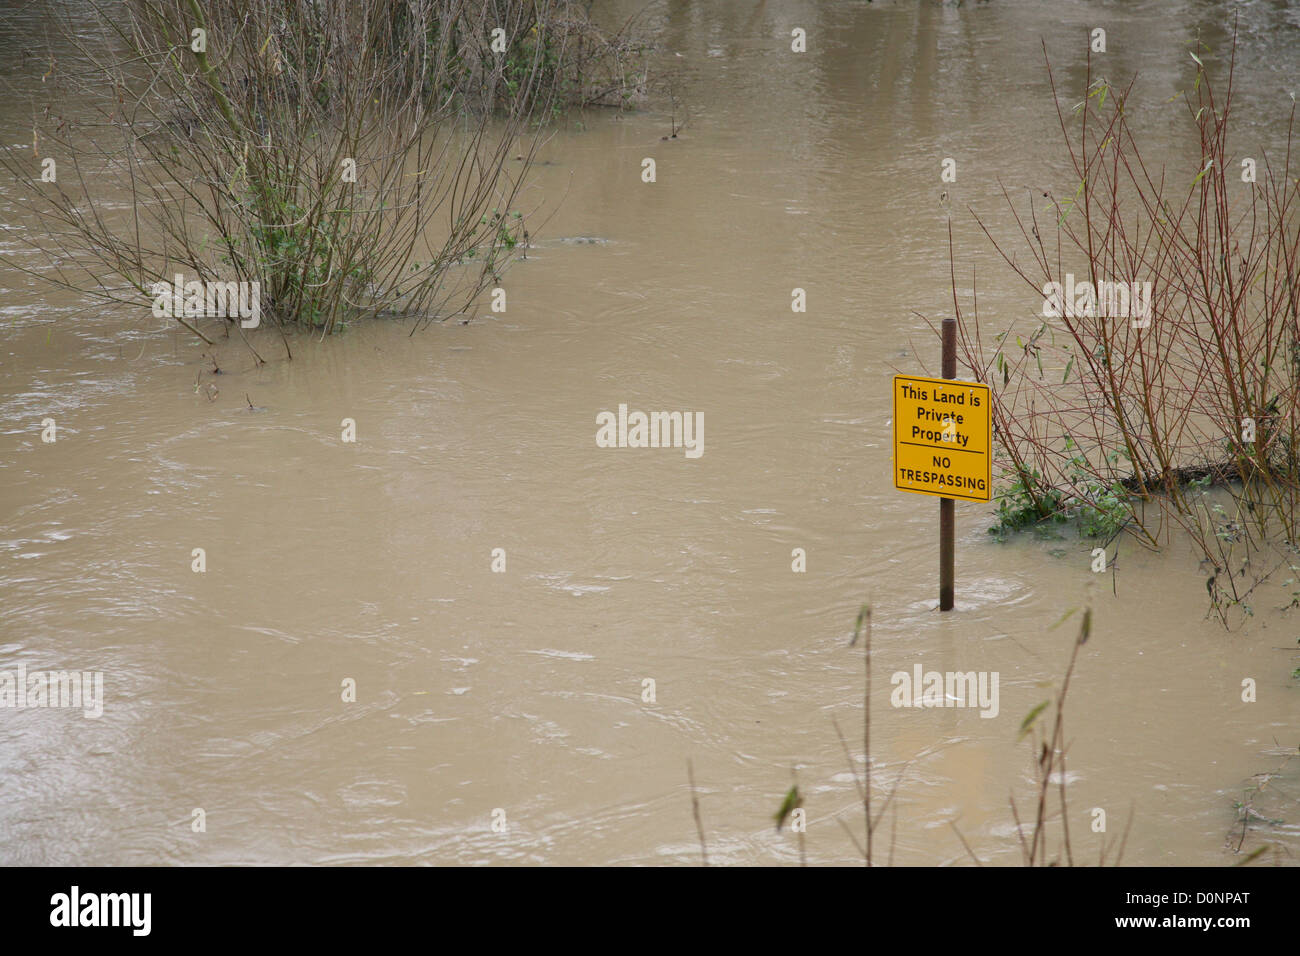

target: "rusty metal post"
[940,318,956,611]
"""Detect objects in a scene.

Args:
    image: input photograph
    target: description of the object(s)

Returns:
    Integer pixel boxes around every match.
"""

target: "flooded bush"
[952,36,1300,618]
[430,0,652,113]
[1,0,648,343]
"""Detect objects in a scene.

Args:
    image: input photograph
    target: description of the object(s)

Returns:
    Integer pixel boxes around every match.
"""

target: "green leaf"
[1019,701,1050,740]
[1233,846,1267,866]
[773,785,800,832]
[1047,607,1078,631]
[850,603,871,646]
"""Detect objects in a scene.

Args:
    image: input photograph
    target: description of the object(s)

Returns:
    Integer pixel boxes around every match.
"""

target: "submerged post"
[892,323,989,607]
[939,318,956,611]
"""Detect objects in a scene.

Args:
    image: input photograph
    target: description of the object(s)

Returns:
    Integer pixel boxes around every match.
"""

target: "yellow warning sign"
[892,374,992,502]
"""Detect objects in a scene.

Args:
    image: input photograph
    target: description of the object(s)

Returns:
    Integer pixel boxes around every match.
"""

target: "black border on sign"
[892,373,992,502]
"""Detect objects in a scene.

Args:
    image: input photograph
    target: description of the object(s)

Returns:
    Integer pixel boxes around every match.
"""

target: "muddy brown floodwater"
[2,0,1298,865]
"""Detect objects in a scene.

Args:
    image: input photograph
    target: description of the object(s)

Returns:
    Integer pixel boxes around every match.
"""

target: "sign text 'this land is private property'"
[892,374,992,502]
